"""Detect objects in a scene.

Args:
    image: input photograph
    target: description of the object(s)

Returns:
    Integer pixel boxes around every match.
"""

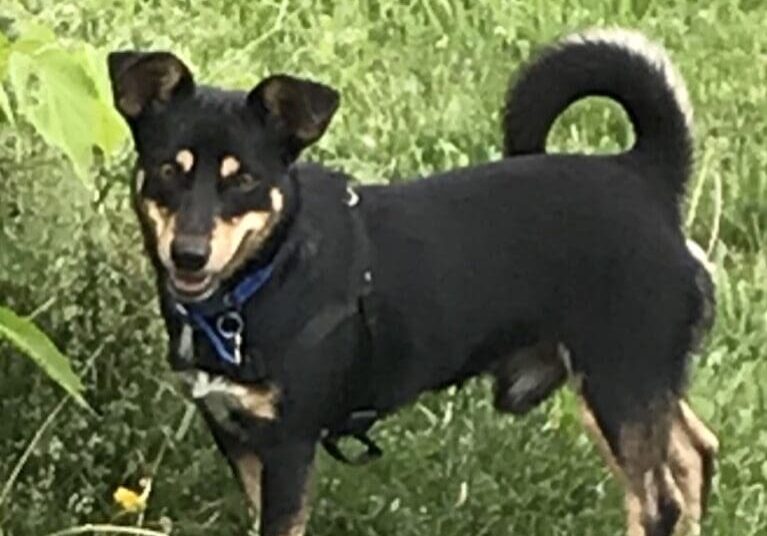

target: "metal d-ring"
[216,311,244,340]
[217,311,244,365]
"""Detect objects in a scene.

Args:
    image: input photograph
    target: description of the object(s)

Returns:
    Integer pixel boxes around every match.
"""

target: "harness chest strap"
[174,262,275,367]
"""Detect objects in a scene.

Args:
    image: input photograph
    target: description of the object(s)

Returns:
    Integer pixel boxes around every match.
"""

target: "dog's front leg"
[196,402,264,519]
[260,440,316,536]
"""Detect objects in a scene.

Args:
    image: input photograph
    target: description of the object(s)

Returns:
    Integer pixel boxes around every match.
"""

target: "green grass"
[1,0,766,534]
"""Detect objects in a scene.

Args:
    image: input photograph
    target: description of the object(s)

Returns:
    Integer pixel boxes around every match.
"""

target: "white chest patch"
[179,370,279,422]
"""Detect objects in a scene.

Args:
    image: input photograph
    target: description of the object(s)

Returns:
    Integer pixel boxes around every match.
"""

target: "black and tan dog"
[108,28,718,536]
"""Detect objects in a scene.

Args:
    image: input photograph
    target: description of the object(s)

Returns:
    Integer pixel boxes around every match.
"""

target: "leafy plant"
[1,19,127,184]
[0,15,128,415]
[0,1,766,534]
[0,306,88,409]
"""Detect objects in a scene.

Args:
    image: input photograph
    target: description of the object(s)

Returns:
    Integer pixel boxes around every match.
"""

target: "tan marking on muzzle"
[208,211,270,272]
[176,149,195,173]
[143,199,176,266]
[220,155,241,178]
[207,187,285,276]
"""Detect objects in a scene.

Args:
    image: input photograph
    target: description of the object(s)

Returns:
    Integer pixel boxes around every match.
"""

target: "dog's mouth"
[168,270,218,301]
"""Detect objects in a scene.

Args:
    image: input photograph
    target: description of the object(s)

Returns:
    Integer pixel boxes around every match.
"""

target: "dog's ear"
[107,51,194,119]
[247,74,340,157]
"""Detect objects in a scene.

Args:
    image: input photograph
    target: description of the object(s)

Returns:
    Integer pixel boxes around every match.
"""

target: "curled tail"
[502,28,694,200]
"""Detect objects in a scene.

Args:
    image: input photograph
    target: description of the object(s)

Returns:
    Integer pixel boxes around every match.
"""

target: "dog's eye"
[159,163,178,181]
[236,172,260,191]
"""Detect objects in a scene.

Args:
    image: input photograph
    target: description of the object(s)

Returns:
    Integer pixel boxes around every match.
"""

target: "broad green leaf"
[0,306,89,410]
[7,42,128,183]
[9,20,56,55]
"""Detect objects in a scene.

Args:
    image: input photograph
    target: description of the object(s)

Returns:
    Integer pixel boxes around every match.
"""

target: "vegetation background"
[1,0,765,534]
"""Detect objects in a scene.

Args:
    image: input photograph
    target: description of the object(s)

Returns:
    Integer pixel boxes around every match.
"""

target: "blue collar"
[174,262,274,366]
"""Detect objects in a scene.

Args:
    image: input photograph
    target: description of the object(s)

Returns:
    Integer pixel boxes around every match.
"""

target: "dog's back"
[359,150,694,401]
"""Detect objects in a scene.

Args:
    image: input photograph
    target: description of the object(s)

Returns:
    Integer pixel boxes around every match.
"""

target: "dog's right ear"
[107,51,194,119]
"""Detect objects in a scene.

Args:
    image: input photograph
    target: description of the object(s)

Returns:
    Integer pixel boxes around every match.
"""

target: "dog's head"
[107,52,339,301]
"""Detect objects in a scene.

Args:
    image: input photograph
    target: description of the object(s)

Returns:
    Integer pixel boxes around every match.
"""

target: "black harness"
[171,184,383,465]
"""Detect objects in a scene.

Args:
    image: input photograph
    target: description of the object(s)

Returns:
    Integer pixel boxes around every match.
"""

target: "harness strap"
[317,185,384,465]
[321,409,383,465]
[228,263,275,308]
[173,262,275,368]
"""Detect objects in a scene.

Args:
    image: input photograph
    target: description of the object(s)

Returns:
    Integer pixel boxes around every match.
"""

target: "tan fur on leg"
[667,401,719,535]
[679,401,719,456]
[234,453,262,516]
[276,466,314,536]
[579,399,685,536]
[579,400,643,535]
[669,417,702,534]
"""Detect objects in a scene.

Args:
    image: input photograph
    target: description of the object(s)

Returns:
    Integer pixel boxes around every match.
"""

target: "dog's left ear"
[247,74,340,158]
[107,51,194,119]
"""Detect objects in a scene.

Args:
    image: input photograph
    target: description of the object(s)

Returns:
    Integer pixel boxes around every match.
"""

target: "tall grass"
[1,0,765,534]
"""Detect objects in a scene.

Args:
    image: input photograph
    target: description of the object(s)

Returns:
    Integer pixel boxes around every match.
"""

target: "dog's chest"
[175,325,280,434]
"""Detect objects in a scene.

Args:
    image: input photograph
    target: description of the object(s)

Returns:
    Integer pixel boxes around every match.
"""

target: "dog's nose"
[171,235,210,272]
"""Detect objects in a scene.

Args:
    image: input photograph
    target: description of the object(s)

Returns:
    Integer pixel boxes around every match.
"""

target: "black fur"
[503,33,693,209]
[108,30,714,536]
[499,34,717,414]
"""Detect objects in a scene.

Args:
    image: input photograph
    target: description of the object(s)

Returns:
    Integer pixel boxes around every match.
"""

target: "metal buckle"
[216,312,244,365]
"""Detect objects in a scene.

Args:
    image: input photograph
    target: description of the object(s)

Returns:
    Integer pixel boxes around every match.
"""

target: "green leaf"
[9,20,56,54]
[7,38,128,184]
[0,306,90,410]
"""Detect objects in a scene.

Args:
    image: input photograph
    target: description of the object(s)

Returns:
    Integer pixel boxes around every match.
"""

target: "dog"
[107,28,718,536]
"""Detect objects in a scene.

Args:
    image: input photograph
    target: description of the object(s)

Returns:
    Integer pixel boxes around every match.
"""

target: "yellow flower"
[113,477,152,513]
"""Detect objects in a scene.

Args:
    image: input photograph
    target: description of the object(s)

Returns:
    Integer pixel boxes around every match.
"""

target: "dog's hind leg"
[582,398,717,536]
[570,320,694,536]
[666,401,719,535]
[579,394,685,536]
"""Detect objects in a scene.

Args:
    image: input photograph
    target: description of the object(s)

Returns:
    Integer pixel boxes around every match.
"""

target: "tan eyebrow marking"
[176,149,195,173]
[220,155,241,178]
